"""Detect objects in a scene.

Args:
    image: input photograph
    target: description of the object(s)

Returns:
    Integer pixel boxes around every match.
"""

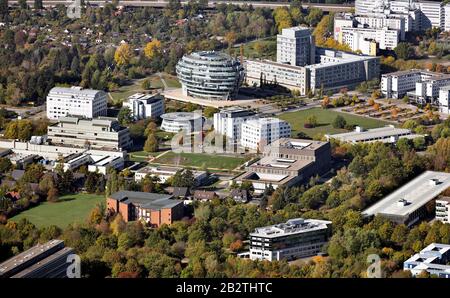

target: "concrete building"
[414,75,450,104]
[235,138,331,193]
[122,93,164,120]
[213,107,258,143]
[417,0,444,29]
[176,51,244,100]
[134,165,208,185]
[436,197,450,224]
[339,26,399,54]
[276,26,315,66]
[46,86,107,120]
[245,218,332,261]
[0,240,74,278]
[404,243,450,278]
[106,191,184,227]
[47,116,132,151]
[240,118,291,151]
[438,85,450,114]
[160,112,203,133]
[362,171,450,226]
[325,125,425,144]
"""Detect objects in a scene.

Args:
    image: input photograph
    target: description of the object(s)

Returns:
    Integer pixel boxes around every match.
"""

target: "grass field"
[152,151,248,170]
[10,193,104,228]
[129,150,161,162]
[278,107,390,138]
[238,36,277,60]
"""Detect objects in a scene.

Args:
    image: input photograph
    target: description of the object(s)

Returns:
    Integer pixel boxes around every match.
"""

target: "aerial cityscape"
[1,0,450,283]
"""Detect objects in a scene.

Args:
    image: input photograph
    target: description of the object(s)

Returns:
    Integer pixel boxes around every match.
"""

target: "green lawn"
[10,193,105,229]
[278,107,390,138]
[129,150,161,162]
[239,36,277,60]
[152,151,248,170]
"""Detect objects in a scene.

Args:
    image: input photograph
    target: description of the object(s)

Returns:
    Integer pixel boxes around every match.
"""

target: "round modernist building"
[176,51,244,100]
[160,112,204,133]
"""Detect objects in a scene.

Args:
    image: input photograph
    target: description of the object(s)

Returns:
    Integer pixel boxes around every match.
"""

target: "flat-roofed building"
[134,165,208,186]
[404,243,450,278]
[213,107,258,143]
[362,171,450,226]
[0,240,74,278]
[160,112,203,133]
[246,218,332,261]
[436,197,450,224]
[276,26,315,66]
[46,86,107,120]
[106,191,184,226]
[235,138,331,193]
[122,93,164,120]
[381,69,442,99]
[240,118,291,151]
[325,125,425,144]
[439,85,450,114]
[47,116,132,151]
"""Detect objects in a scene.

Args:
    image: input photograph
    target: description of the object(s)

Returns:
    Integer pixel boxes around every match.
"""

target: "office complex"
[160,112,203,133]
[0,240,74,278]
[46,86,107,120]
[213,107,258,143]
[235,138,331,193]
[245,218,332,261]
[363,171,450,226]
[276,26,315,66]
[325,125,425,144]
[47,116,132,151]
[240,118,291,151]
[122,93,164,120]
[106,191,184,227]
[436,197,450,224]
[438,85,450,114]
[56,152,125,174]
[404,243,450,278]
[134,165,208,186]
[176,51,244,100]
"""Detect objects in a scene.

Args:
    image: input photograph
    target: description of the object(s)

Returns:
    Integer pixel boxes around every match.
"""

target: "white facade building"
[134,165,207,185]
[276,26,315,66]
[213,107,258,143]
[240,118,291,151]
[404,243,450,278]
[46,86,107,120]
[381,69,437,99]
[439,85,450,114]
[160,112,203,133]
[122,93,164,120]
[436,197,450,224]
[339,26,400,54]
[417,0,444,29]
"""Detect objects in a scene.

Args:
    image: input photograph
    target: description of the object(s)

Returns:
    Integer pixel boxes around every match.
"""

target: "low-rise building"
[246,218,332,262]
[240,118,291,151]
[122,93,164,120]
[47,116,132,151]
[235,138,331,193]
[106,191,184,226]
[46,86,107,120]
[160,112,203,133]
[213,107,258,143]
[436,197,450,224]
[134,165,207,185]
[404,243,450,278]
[325,125,425,144]
[362,171,450,226]
[438,85,450,114]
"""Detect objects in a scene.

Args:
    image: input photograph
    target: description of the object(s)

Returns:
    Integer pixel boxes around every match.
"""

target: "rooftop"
[48,86,104,98]
[404,243,450,274]
[161,112,203,121]
[109,191,181,210]
[363,171,450,217]
[326,126,415,143]
[250,218,332,238]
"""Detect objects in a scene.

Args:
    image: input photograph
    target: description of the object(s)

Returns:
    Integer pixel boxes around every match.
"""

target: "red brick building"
[107,191,184,227]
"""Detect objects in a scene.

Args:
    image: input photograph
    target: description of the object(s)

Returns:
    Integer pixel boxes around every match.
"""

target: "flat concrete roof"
[326,126,414,143]
[363,171,450,217]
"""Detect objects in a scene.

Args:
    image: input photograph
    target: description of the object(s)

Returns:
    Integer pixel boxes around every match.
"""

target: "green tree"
[394,43,413,60]
[332,115,347,129]
[144,133,158,153]
[117,107,133,125]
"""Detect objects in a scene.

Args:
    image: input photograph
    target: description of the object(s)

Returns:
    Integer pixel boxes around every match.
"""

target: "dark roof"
[10,170,25,181]
[109,191,181,210]
[193,190,216,200]
[230,189,249,202]
[173,187,190,198]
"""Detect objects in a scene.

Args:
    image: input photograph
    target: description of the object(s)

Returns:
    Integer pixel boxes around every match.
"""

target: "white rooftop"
[251,218,331,238]
[326,126,415,143]
[363,171,450,217]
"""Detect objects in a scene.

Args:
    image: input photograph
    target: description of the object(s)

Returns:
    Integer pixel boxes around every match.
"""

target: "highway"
[7,1,353,12]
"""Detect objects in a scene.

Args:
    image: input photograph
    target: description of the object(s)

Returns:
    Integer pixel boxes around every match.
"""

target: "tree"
[332,115,347,129]
[391,224,408,246]
[144,133,158,152]
[305,115,318,128]
[305,8,323,27]
[117,107,133,125]
[224,31,237,48]
[141,79,152,90]
[0,157,12,173]
[47,187,59,202]
[18,0,27,9]
[34,0,42,9]
[394,43,413,60]
[114,43,133,66]
[144,39,162,60]
[273,7,293,33]
[0,0,8,16]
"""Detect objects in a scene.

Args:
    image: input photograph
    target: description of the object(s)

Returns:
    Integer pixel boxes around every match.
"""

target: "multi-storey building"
[436,197,450,223]
[106,191,184,227]
[415,75,450,104]
[246,218,332,261]
[404,243,450,278]
[213,107,258,143]
[439,85,450,114]
[160,112,203,133]
[276,26,315,66]
[46,86,107,120]
[417,0,445,29]
[235,138,331,193]
[47,116,132,151]
[134,165,208,185]
[339,26,400,54]
[122,93,164,120]
[240,118,291,151]
[176,51,244,100]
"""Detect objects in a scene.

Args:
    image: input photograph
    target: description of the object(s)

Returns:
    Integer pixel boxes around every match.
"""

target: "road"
[8,0,353,12]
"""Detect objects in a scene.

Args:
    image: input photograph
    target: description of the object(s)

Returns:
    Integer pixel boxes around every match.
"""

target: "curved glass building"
[176,51,244,100]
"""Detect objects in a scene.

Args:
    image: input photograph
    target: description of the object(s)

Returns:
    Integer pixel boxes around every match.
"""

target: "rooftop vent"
[355,126,365,133]
[429,179,440,186]
[397,199,408,207]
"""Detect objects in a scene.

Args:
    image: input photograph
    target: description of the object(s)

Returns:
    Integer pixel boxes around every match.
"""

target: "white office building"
[436,197,450,224]
[417,0,445,29]
[246,218,332,262]
[46,86,107,120]
[276,26,315,66]
[240,118,291,151]
[134,165,207,185]
[160,112,203,133]
[339,26,400,54]
[213,107,258,143]
[122,93,164,120]
[438,85,450,114]
[404,243,450,278]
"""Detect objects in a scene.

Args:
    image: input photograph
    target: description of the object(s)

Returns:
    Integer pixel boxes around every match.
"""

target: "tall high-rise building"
[213,107,258,144]
[276,26,315,67]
